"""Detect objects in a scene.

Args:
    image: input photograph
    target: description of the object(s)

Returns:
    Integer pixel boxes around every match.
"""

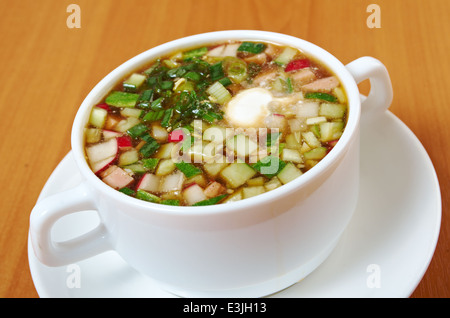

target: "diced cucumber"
[285,133,302,149]
[85,128,102,143]
[120,108,143,118]
[203,160,228,177]
[142,158,160,171]
[303,147,328,160]
[115,117,141,133]
[155,142,175,159]
[203,126,228,143]
[118,149,139,166]
[333,87,347,104]
[319,121,345,142]
[274,47,298,66]
[242,186,266,199]
[264,177,282,191]
[123,73,146,91]
[105,91,140,108]
[155,159,176,176]
[222,189,243,203]
[220,163,256,188]
[122,163,146,174]
[89,107,108,128]
[319,103,346,119]
[246,176,266,186]
[192,194,228,206]
[277,163,303,184]
[305,116,327,125]
[280,148,303,163]
[227,134,258,157]
[302,131,321,148]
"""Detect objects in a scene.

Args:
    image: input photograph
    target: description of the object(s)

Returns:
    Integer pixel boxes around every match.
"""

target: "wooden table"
[0,0,448,298]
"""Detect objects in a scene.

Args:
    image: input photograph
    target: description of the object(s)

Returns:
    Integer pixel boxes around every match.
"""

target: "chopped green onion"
[160,81,174,90]
[223,57,247,83]
[175,161,202,178]
[218,77,232,87]
[119,187,135,196]
[151,97,164,110]
[139,136,160,157]
[210,62,225,81]
[136,189,161,203]
[161,199,180,206]
[192,194,228,206]
[184,71,202,82]
[183,47,208,60]
[305,92,337,103]
[137,90,154,109]
[142,158,160,171]
[206,81,231,104]
[127,123,148,138]
[161,108,174,127]
[237,42,266,54]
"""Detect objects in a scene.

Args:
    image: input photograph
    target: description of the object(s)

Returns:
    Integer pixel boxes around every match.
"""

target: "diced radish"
[297,102,319,118]
[160,171,185,193]
[117,135,133,149]
[103,129,122,140]
[90,155,116,174]
[264,113,286,130]
[290,69,316,87]
[102,165,134,189]
[182,183,207,205]
[136,173,161,193]
[203,181,226,198]
[86,138,118,172]
[285,59,310,72]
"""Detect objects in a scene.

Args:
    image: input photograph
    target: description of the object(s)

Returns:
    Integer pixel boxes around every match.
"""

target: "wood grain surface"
[0,0,448,298]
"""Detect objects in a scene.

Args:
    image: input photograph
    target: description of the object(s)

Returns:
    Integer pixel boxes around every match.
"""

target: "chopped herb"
[175,161,202,178]
[192,194,228,206]
[161,108,174,127]
[139,136,160,157]
[252,155,287,178]
[136,189,160,203]
[183,47,208,60]
[305,92,337,103]
[161,199,181,206]
[209,62,225,81]
[119,187,135,196]
[237,42,266,54]
[142,158,160,171]
[150,97,164,110]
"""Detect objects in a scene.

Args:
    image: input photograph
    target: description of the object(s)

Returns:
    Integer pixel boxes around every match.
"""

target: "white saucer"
[28,110,441,298]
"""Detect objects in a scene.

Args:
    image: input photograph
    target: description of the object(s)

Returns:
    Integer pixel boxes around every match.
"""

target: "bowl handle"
[345,57,393,117]
[29,181,112,266]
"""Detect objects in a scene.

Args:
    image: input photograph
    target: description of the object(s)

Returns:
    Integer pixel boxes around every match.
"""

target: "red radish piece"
[182,183,207,205]
[117,135,133,149]
[85,138,118,173]
[101,166,134,189]
[136,173,161,193]
[285,59,311,72]
[168,129,185,142]
[96,103,111,112]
